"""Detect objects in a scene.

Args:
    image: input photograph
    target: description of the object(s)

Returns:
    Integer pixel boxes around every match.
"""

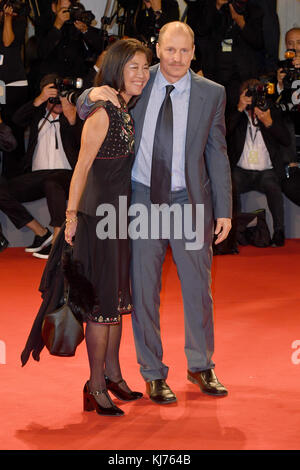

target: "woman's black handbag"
[41,281,84,357]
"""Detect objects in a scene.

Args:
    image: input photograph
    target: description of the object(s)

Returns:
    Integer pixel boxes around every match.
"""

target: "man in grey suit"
[77,22,232,404]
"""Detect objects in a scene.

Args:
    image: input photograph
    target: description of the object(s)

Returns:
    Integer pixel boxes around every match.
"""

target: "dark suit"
[251,0,280,73]
[195,0,264,109]
[227,106,291,232]
[0,100,83,230]
[77,64,232,381]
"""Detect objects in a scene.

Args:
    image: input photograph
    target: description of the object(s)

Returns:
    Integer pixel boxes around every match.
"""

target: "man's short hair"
[158,21,194,45]
[285,27,300,43]
[39,73,60,91]
[240,78,260,95]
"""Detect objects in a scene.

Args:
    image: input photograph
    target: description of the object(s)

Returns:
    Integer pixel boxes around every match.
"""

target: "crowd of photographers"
[0,0,299,256]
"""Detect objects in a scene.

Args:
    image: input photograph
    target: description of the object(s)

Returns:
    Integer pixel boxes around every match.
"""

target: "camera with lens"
[245,81,275,112]
[227,0,248,15]
[278,49,300,89]
[0,0,30,15]
[66,4,95,26]
[49,77,83,106]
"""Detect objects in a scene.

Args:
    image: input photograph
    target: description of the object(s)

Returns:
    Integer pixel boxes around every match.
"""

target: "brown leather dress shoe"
[187,369,228,397]
[146,379,177,404]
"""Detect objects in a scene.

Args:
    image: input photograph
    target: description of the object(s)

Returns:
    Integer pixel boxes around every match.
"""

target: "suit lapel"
[185,72,205,157]
[133,64,159,153]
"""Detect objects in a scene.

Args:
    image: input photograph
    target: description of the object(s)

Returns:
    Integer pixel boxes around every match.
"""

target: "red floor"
[0,242,300,450]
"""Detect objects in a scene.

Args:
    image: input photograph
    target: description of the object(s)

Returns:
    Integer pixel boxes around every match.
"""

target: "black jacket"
[21,224,66,366]
[125,0,179,42]
[37,22,103,79]
[195,1,264,83]
[12,100,83,173]
[226,105,291,179]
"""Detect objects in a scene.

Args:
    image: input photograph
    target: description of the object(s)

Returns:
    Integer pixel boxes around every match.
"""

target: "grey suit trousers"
[130,181,215,382]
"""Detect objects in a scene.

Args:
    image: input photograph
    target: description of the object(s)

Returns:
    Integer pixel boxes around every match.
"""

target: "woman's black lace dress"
[73,98,135,324]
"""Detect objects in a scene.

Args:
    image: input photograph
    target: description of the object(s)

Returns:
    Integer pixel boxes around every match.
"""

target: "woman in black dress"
[64,39,151,416]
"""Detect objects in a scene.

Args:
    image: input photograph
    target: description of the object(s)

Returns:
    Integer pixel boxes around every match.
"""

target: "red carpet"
[1,242,300,450]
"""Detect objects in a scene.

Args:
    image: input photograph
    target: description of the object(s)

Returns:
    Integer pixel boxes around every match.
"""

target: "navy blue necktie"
[150,84,175,205]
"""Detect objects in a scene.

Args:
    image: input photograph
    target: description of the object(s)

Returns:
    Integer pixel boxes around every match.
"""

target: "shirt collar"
[156,66,191,94]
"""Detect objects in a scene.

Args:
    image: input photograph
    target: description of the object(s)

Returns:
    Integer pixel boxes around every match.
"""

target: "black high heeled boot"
[83,382,124,416]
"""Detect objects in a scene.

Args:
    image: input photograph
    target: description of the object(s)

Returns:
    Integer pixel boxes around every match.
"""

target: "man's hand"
[229,4,245,29]
[33,83,58,107]
[74,20,88,33]
[237,89,252,112]
[254,107,273,128]
[216,0,228,10]
[89,86,120,108]
[293,56,300,68]
[54,6,70,30]
[60,96,77,125]
[214,218,232,244]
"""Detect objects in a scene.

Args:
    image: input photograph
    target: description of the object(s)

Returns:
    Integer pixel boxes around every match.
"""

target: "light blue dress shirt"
[131,66,191,191]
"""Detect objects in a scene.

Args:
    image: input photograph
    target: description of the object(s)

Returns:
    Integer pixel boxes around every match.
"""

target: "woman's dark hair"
[94,38,152,93]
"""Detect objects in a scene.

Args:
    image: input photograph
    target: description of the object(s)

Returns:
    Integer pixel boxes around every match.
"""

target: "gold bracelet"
[66,217,78,224]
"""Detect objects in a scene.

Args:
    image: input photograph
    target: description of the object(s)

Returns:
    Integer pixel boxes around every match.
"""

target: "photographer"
[276,28,300,207]
[36,1,103,86]
[195,0,264,110]
[227,78,291,247]
[0,73,83,258]
[277,28,300,95]
[124,0,179,44]
[0,1,28,178]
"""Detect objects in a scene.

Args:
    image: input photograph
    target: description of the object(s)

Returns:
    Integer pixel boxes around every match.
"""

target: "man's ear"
[156,42,160,59]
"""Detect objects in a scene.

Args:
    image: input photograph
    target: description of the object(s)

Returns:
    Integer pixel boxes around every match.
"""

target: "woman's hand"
[3,5,15,17]
[65,218,77,246]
